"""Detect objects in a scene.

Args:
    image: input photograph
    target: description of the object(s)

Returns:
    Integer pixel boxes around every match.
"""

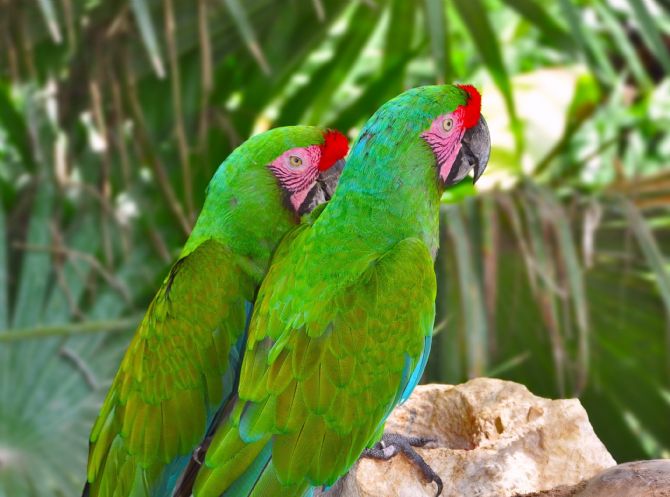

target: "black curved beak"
[318,158,345,201]
[444,116,491,187]
[297,159,346,216]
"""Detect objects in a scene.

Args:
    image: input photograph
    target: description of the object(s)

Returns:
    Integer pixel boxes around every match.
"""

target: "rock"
[575,460,670,497]
[322,378,616,497]
[519,460,670,496]
[515,482,587,497]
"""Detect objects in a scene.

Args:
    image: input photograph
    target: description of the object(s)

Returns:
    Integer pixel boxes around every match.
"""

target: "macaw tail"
[179,416,310,497]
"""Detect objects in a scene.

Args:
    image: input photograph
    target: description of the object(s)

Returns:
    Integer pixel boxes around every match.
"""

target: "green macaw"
[83,126,349,497]
[190,84,490,497]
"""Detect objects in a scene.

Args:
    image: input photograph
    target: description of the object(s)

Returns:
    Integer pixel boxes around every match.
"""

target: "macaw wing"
[195,236,436,496]
[85,240,254,497]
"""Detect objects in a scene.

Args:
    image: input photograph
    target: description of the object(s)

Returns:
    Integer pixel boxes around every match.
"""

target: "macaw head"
[193,126,348,268]
[418,85,490,187]
[207,125,348,219]
[266,128,348,216]
[344,84,490,193]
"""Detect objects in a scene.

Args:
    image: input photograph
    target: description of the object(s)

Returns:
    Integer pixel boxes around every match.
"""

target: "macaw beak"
[297,158,345,215]
[318,158,345,201]
[443,116,491,186]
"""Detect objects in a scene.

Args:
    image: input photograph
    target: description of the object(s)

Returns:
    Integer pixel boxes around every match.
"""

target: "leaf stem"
[0,316,141,342]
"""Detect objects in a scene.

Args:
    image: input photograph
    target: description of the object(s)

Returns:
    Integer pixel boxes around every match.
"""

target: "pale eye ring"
[442,118,454,132]
[288,155,303,168]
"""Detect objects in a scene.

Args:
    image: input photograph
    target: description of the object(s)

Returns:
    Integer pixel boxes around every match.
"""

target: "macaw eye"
[442,118,454,132]
[288,155,303,168]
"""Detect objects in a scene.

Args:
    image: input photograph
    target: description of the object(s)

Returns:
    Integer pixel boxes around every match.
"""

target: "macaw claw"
[361,432,443,497]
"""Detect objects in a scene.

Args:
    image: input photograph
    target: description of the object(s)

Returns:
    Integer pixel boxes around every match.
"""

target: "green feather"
[275,381,307,432]
[194,85,476,495]
[85,125,339,497]
[266,351,293,394]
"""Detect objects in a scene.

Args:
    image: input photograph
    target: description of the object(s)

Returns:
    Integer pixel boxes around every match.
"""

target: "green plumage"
[85,126,337,497]
[194,86,473,497]
[88,242,252,497]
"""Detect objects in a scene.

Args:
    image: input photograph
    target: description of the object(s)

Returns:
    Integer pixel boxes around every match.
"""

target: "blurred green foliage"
[1,0,670,495]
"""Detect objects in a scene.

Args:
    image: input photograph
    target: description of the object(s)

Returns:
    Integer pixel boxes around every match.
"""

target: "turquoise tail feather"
[195,438,312,497]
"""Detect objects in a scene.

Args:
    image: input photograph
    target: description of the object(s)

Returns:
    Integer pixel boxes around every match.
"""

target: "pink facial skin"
[268,145,321,212]
[421,106,467,183]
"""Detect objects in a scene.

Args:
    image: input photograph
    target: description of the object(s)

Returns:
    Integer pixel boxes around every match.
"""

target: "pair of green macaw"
[83,84,490,497]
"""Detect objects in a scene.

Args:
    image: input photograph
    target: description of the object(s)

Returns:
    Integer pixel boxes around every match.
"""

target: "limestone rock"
[519,460,670,497]
[323,378,615,497]
[574,460,670,497]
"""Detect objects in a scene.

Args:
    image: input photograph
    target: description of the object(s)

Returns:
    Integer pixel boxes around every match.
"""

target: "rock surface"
[577,460,670,497]
[322,378,616,497]
[519,460,670,497]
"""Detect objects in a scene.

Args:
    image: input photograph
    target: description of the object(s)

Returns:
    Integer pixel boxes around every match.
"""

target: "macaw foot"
[361,432,443,497]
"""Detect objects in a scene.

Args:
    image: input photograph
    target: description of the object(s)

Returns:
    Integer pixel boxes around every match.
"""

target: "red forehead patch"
[457,84,481,129]
[318,130,349,171]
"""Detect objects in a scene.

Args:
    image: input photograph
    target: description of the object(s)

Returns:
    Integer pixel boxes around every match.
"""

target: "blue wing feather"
[400,335,432,403]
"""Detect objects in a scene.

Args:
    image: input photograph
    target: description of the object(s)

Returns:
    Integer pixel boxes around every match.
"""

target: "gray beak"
[444,116,491,186]
[297,158,346,216]
[318,158,345,200]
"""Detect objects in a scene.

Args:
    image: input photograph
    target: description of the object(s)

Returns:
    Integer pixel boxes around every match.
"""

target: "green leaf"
[626,0,670,75]
[234,1,351,137]
[275,2,380,126]
[622,409,668,457]
[522,192,568,395]
[43,219,99,325]
[440,177,476,204]
[486,351,530,377]
[445,202,488,377]
[329,48,417,131]
[0,204,5,331]
[12,184,53,329]
[328,1,419,130]
[0,317,140,342]
[0,84,37,173]
[451,0,522,153]
[532,186,590,393]
[568,72,602,125]
[535,73,602,179]
[36,0,62,44]
[500,0,575,52]
[130,0,166,78]
[423,0,451,82]
[558,0,617,83]
[385,0,418,73]
[595,2,653,90]
[430,210,463,382]
[621,199,670,317]
[220,0,271,75]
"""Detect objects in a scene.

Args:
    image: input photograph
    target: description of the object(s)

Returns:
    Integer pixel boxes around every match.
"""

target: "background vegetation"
[1,0,669,495]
